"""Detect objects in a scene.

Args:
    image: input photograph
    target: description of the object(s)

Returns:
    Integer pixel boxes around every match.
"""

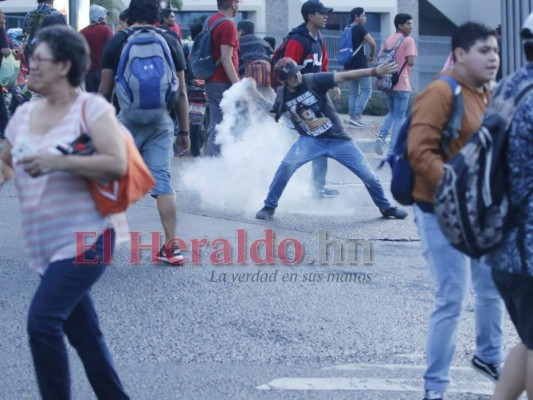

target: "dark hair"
[350,7,364,21]
[119,8,129,22]
[35,25,90,87]
[264,36,276,50]
[452,22,497,54]
[190,23,203,41]
[41,13,67,28]
[237,20,254,35]
[217,0,233,10]
[128,0,160,25]
[525,42,533,61]
[394,13,412,29]
[37,0,53,4]
[161,8,173,20]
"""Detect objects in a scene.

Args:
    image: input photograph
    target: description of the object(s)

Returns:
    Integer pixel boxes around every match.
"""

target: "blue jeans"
[311,157,327,191]
[27,230,129,400]
[264,136,392,210]
[119,112,175,197]
[348,76,372,119]
[205,81,232,156]
[379,91,410,154]
[414,205,503,393]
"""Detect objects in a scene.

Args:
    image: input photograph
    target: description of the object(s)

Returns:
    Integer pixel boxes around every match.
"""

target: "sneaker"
[314,188,340,198]
[471,355,500,381]
[375,137,385,155]
[155,245,185,265]
[423,390,444,400]
[255,206,275,220]
[348,118,365,127]
[380,206,408,219]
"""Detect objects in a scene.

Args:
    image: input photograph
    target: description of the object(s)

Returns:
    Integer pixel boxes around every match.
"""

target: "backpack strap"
[203,16,231,66]
[438,75,464,147]
[274,85,286,122]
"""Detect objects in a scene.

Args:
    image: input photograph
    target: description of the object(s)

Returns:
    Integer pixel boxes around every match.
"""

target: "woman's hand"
[18,153,61,178]
[375,60,398,77]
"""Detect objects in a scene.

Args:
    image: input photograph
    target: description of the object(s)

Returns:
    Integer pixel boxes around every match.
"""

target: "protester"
[375,13,417,156]
[159,8,182,41]
[408,22,502,400]
[100,0,189,265]
[80,5,113,93]
[255,57,408,221]
[343,7,376,127]
[116,8,130,32]
[488,13,533,400]
[237,20,274,101]
[204,0,240,156]
[284,0,341,199]
[0,25,130,400]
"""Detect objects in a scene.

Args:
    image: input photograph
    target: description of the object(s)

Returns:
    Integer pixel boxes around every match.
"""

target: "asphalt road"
[0,138,520,400]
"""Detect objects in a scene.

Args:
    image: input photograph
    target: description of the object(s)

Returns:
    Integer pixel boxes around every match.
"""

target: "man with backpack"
[255,57,407,221]
[341,7,376,128]
[99,0,190,265]
[375,13,417,156]
[22,0,66,62]
[237,20,274,102]
[203,0,241,157]
[485,14,533,399]
[407,22,503,400]
[282,0,341,199]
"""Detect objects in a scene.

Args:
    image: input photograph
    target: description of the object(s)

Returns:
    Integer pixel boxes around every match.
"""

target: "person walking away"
[80,5,113,93]
[408,22,503,400]
[99,0,190,265]
[343,7,376,128]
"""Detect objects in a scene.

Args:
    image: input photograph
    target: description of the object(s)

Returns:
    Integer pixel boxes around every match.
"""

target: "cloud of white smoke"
[180,79,317,215]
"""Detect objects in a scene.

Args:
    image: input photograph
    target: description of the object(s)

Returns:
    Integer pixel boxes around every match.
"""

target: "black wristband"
[177,130,189,136]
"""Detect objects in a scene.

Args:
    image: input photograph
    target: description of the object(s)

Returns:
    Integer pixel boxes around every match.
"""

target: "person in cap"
[255,57,408,220]
[408,22,502,400]
[283,0,340,200]
[80,4,113,92]
[487,14,533,400]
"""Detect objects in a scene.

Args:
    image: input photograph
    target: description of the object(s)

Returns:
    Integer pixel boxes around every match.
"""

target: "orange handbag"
[80,100,155,216]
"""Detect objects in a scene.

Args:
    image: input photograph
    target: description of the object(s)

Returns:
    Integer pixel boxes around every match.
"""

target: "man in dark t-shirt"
[344,7,376,127]
[99,0,189,266]
[255,57,408,220]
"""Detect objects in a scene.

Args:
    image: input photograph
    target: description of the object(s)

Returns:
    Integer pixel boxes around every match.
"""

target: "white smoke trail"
[180,79,318,215]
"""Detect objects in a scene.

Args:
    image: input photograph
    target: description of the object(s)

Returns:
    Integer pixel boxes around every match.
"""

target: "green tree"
[163,0,183,10]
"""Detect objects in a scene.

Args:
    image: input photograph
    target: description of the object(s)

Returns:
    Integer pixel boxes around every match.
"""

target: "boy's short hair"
[394,13,412,29]
[237,20,254,35]
[452,22,497,54]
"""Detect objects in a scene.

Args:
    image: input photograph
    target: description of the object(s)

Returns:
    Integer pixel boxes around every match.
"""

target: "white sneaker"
[348,118,365,127]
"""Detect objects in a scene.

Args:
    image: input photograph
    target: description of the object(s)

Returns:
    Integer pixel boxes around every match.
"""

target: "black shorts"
[492,268,533,350]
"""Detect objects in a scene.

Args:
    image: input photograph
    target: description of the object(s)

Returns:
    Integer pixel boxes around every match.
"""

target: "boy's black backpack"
[23,9,46,58]
[189,16,230,80]
[434,81,533,258]
[382,75,463,206]
[270,32,315,90]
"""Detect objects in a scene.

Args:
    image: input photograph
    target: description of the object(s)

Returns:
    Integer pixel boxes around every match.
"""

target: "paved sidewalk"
[340,114,387,154]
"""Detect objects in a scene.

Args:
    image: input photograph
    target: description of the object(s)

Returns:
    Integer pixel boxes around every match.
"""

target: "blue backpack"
[382,75,463,206]
[190,17,230,80]
[337,23,364,66]
[115,28,178,125]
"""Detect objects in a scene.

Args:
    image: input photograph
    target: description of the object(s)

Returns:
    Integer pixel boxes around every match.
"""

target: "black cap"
[301,0,333,16]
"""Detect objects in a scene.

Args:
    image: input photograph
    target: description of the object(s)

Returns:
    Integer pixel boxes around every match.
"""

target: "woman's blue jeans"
[379,90,410,154]
[27,230,130,400]
[264,136,392,210]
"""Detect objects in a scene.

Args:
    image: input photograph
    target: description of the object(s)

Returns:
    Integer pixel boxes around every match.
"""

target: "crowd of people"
[0,0,531,399]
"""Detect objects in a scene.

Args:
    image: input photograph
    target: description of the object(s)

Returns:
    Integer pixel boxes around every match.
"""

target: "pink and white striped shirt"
[6,92,122,273]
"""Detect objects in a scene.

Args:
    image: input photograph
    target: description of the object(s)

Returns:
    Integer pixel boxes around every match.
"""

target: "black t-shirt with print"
[344,24,368,70]
[273,73,350,140]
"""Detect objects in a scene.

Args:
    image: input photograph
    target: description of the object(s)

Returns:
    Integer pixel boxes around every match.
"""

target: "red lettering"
[130,232,161,264]
[209,238,232,264]
[250,229,275,265]
[278,238,303,265]
[191,238,209,265]
[74,231,99,264]
[236,229,247,264]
